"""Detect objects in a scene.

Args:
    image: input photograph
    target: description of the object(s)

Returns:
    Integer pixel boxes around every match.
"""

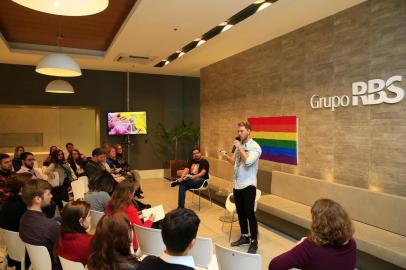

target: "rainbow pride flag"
[248,116,298,165]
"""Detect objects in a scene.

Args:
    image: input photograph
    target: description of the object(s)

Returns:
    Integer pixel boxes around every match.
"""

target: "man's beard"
[24,163,33,169]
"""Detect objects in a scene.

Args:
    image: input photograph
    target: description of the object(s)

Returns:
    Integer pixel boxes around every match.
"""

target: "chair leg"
[208,187,212,206]
[221,208,227,230]
[198,189,201,211]
[229,212,235,242]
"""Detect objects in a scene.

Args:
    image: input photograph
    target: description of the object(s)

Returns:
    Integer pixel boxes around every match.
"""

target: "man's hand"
[233,140,242,150]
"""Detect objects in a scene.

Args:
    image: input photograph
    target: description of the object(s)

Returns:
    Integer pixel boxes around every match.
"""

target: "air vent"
[115,54,157,65]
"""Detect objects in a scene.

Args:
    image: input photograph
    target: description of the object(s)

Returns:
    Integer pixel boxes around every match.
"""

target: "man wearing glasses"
[17,152,45,179]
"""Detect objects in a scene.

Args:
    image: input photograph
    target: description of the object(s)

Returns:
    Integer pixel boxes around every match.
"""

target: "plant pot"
[164,160,188,180]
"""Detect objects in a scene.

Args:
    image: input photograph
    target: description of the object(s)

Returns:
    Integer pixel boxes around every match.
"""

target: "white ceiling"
[0,0,366,77]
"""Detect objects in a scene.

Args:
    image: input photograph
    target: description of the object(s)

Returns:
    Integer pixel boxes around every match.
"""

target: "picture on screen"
[108,112,147,135]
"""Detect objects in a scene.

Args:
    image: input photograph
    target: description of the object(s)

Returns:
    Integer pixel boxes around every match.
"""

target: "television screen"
[108,112,147,135]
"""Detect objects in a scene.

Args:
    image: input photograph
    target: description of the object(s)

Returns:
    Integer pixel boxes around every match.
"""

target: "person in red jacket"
[105,179,155,251]
[56,201,93,265]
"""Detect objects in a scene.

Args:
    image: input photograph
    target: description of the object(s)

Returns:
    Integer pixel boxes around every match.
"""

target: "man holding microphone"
[221,121,262,254]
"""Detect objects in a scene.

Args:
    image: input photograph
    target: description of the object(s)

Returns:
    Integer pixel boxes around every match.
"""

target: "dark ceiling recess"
[0,0,137,51]
[154,0,279,68]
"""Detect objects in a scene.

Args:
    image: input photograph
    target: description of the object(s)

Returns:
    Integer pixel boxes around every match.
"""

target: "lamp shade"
[36,53,81,77]
[12,0,109,16]
[45,79,75,94]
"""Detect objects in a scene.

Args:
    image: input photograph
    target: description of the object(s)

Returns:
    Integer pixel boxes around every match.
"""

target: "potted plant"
[158,122,200,179]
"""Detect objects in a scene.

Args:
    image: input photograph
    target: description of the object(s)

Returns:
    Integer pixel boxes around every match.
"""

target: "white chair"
[71,179,85,200]
[78,176,89,194]
[189,236,217,269]
[133,224,165,257]
[215,244,261,270]
[224,189,262,242]
[0,229,26,270]
[189,179,212,211]
[59,256,85,270]
[24,243,52,270]
[222,193,237,242]
[90,210,104,232]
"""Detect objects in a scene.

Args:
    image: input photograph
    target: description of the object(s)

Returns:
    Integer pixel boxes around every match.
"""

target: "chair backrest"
[215,244,261,270]
[59,256,85,270]
[71,179,85,200]
[78,176,89,194]
[0,229,25,262]
[90,210,104,231]
[188,236,213,268]
[225,193,236,213]
[133,224,165,256]
[24,243,52,270]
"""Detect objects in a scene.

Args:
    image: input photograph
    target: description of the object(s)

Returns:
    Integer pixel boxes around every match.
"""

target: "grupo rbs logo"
[310,75,404,111]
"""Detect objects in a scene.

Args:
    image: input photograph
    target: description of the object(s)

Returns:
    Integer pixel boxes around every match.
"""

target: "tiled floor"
[139,178,297,270]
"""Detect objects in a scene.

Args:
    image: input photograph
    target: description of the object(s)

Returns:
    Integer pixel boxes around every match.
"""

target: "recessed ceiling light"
[196,39,206,47]
[155,0,277,68]
[256,2,271,12]
[221,24,233,32]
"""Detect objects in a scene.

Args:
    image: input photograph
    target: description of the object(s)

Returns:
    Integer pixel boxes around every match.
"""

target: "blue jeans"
[178,177,205,208]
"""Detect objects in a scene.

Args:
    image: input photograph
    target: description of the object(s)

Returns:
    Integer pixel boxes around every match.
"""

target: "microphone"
[231,136,241,154]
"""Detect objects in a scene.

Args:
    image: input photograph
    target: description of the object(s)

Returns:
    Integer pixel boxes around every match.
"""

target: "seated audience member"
[19,179,61,270]
[268,198,356,270]
[107,147,124,173]
[12,146,25,172]
[86,148,107,179]
[85,171,114,211]
[17,152,45,179]
[0,173,32,231]
[65,142,75,160]
[57,201,92,265]
[44,150,77,210]
[138,208,200,270]
[115,144,130,171]
[87,212,140,270]
[105,179,155,251]
[43,146,58,166]
[0,153,14,206]
[68,149,86,177]
[171,148,210,208]
[0,174,32,270]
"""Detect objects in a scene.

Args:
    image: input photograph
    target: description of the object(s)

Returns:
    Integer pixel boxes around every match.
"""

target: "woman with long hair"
[43,145,58,166]
[87,212,139,270]
[68,149,86,177]
[269,198,356,270]
[44,149,77,210]
[57,201,92,265]
[114,144,130,171]
[105,179,154,251]
[12,145,25,171]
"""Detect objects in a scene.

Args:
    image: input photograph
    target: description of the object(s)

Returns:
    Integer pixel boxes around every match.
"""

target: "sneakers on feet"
[247,240,258,254]
[231,235,250,247]
[170,181,180,187]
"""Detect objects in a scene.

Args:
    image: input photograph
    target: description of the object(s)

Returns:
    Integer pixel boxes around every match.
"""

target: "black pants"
[233,185,258,240]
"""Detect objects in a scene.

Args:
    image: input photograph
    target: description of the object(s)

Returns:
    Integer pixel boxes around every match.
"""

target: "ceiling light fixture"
[155,0,276,68]
[36,53,81,77]
[45,79,75,94]
[36,35,82,77]
[12,0,109,16]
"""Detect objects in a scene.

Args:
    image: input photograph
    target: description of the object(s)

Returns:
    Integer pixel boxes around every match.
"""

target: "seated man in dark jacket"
[138,208,200,270]
[85,148,107,179]
[19,179,61,270]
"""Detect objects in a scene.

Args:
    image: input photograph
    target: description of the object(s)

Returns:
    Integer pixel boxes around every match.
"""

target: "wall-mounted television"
[108,112,147,135]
